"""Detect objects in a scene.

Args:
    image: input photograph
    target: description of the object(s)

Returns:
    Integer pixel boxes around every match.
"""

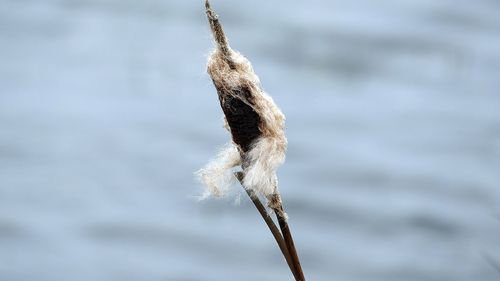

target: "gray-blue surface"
[1,0,500,280]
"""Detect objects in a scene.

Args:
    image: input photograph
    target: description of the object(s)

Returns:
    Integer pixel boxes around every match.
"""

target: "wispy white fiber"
[243,137,285,197]
[195,143,241,199]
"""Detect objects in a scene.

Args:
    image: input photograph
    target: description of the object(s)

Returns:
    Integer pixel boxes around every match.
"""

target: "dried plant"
[196,1,305,280]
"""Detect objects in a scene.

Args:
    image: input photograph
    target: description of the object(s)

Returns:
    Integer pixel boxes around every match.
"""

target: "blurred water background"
[1,0,500,280]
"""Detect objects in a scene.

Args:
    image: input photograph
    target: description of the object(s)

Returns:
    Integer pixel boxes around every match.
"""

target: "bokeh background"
[1,0,500,280]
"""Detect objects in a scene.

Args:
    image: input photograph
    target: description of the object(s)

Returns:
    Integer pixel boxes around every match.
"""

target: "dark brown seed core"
[216,85,262,153]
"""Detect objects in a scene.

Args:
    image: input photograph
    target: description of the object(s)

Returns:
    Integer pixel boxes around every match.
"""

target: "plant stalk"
[234,172,299,280]
[271,195,306,281]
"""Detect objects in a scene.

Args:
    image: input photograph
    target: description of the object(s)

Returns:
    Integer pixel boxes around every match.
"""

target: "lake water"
[1,0,500,280]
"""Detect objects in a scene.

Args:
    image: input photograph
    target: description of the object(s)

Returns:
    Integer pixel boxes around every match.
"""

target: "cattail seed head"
[197,0,287,200]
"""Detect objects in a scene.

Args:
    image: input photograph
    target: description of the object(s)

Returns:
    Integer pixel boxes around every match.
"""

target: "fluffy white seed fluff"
[196,143,241,199]
[197,47,287,199]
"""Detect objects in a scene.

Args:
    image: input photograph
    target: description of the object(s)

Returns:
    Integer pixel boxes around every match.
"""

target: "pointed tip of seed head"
[204,0,234,67]
[205,0,216,21]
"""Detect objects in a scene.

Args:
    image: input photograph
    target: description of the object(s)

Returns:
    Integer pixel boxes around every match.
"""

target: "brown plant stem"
[234,172,299,280]
[271,194,306,281]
